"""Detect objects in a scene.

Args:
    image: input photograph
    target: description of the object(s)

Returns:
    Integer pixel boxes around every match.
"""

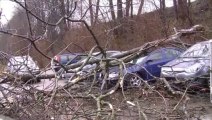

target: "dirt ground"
[102,88,212,120]
[1,70,212,120]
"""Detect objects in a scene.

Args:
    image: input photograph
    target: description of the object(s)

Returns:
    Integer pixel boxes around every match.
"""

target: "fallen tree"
[1,24,205,84]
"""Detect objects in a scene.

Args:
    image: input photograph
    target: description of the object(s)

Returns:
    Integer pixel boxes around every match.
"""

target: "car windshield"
[79,51,121,63]
[131,56,146,64]
[180,42,209,58]
[92,51,121,58]
[8,56,39,72]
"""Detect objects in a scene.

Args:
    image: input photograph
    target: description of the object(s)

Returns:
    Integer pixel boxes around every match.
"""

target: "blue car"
[107,47,184,88]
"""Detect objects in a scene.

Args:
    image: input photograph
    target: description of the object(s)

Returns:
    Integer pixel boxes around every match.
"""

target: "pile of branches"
[0,24,209,120]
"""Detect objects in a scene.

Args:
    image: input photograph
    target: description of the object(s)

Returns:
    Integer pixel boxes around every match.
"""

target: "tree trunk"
[173,0,178,19]
[117,0,123,19]
[109,0,116,21]
[116,0,123,38]
[188,0,191,7]
[66,0,70,28]
[159,0,168,37]
[59,0,68,31]
[130,0,134,34]
[88,0,94,26]
[126,0,130,17]
[130,0,133,18]
[94,0,100,24]
[178,0,188,22]
[160,0,165,10]
[178,0,193,26]
[137,0,144,16]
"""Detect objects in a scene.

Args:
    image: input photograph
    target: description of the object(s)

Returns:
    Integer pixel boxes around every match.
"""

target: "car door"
[144,49,165,79]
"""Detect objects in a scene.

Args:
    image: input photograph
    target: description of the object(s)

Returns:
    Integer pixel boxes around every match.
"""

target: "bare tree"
[159,0,168,37]
[88,0,94,26]
[178,0,188,22]
[130,0,134,18]
[174,0,193,26]
[137,0,144,16]
[109,0,116,21]
[126,0,131,17]
[173,0,178,19]
[94,0,100,25]
[160,0,165,10]
[117,0,123,19]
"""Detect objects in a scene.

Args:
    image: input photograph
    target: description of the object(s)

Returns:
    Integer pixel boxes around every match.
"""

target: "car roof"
[161,47,184,51]
[8,55,37,66]
[10,55,33,60]
[185,40,210,47]
[56,53,87,56]
[196,40,210,44]
[150,47,184,54]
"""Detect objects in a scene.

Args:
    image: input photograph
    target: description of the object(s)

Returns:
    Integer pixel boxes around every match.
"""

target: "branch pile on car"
[2,25,204,83]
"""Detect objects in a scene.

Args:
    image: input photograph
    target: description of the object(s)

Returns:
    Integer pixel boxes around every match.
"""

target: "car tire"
[124,73,143,88]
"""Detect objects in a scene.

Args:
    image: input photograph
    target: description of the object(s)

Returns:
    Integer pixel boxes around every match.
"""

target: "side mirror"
[146,59,153,64]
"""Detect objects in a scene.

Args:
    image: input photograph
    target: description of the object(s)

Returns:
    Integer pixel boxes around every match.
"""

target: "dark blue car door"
[144,49,166,80]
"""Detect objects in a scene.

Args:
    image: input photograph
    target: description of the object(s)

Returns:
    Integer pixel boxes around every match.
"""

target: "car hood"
[162,57,209,72]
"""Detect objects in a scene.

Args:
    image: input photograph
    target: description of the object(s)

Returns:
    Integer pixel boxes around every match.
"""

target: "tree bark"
[137,0,144,16]
[178,0,188,22]
[130,0,134,34]
[160,0,165,10]
[159,0,167,37]
[59,0,68,31]
[188,0,191,7]
[94,0,100,24]
[126,0,131,17]
[109,0,116,21]
[88,0,94,26]
[66,0,70,28]
[116,0,123,38]
[178,0,193,26]
[130,0,133,18]
[173,0,178,19]
[117,0,123,19]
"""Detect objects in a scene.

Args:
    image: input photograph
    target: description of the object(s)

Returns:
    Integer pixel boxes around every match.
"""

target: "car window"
[92,51,121,58]
[67,55,75,60]
[67,55,87,64]
[74,55,87,62]
[181,42,209,58]
[164,49,182,59]
[75,56,82,61]
[146,52,163,62]
[107,51,121,57]
[80,55,88,60]
[131,56,146,64]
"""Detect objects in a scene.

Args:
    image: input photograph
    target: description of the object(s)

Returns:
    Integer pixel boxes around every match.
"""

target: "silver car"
[6,55,40,75]
[161,40,210,80]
